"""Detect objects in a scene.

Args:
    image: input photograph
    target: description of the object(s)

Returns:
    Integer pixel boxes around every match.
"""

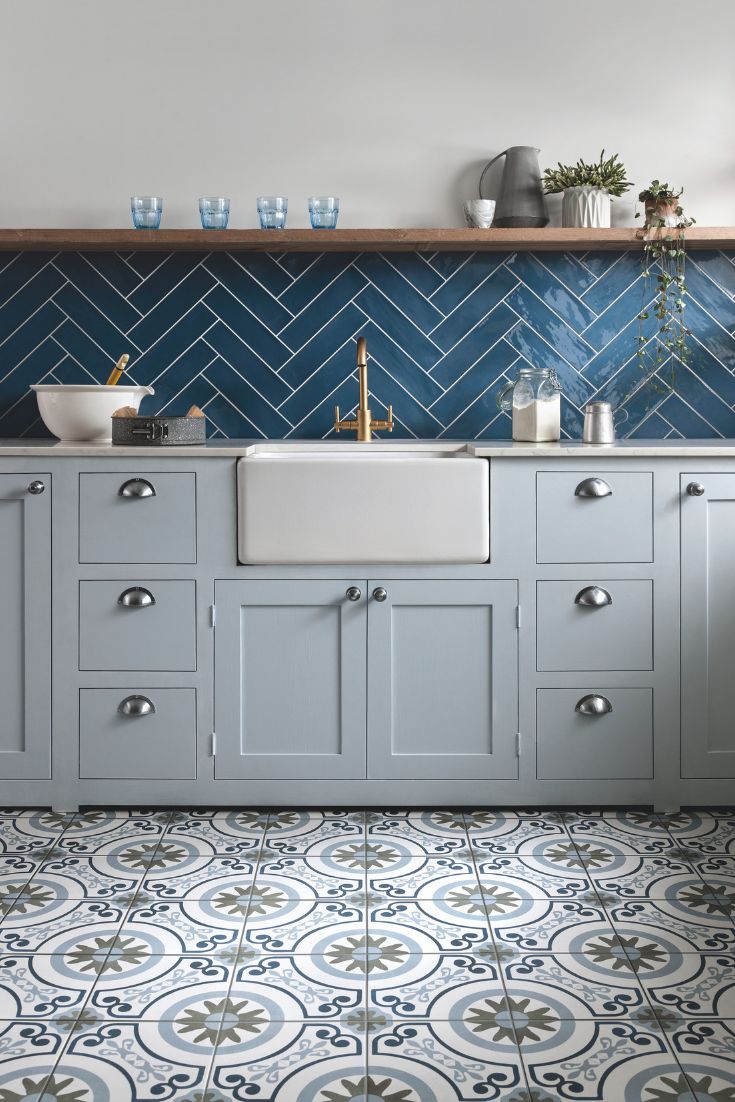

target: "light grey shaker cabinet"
[367,580,519,779]
[0,473,51,780]
[681,474,735,778]
[213,580,367,779]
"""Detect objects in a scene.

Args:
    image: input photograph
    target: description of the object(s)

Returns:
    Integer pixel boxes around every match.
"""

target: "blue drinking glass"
[309,196,340,229]
[131,196,163,230]
[257,196,287,230]
[199,197,230,229]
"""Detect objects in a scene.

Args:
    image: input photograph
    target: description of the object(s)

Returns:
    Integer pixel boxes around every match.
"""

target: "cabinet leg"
[654,804,680,815]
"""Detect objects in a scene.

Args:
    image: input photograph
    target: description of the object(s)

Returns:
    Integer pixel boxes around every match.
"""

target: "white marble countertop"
[1,437,735,458]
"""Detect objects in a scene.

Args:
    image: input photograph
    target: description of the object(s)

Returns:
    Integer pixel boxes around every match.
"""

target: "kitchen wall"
[1,0,733,439]
[1,247,734,440]
[1,0,733,228]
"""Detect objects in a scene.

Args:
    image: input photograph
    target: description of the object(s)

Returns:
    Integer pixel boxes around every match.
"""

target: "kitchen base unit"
[0,440,733,810]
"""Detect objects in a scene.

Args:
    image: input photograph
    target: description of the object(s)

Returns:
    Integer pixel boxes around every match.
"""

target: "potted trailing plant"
[636,181,696,382]
[542,150,632,228]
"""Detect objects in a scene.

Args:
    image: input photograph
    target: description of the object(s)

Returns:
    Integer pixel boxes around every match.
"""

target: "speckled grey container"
[111,415,206,446]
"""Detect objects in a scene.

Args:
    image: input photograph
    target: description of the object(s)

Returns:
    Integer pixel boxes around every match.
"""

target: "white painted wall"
[2,0,733,228]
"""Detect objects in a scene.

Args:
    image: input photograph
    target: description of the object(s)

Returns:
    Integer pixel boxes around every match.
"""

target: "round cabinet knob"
[574,585,613,608]
[118,587,156,608]
[119,478,156,498]
[345,586,362,602]
[687,482,706,497]
[575,694,613,716]
[27,480,45,495]
[117,695,156,717]
[372,587,388,603]
[574,477,612,498]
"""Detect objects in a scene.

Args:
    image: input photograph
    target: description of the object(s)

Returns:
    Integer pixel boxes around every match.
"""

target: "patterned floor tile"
[32,858,144,898]
[207,1020,364,1100]
[563,810,672,853]
[0,1020,67,1100]
[0,812,70,855]
[86,954,232,1019]
[162,814,264,855]
[661,810,735,854]
[476,857,592,899]
[368,850,477,898]
[0,900,127,954]
[666,1019,735,1095]
[366,951,499,1020]
[638,953,735,1018]
[231,953,365,1018]
[0,954,97,1019]
[501,952,647,1018]
[119,901,245,955]
[369,896,492,954]
[58,810,171,852]
[607,898,735,952]
[590,861,705,899]
[0,870,36,913]
[263,810,365,848]
[469,818,568,855]
[369,1019,527,1101]
[242,897,363,954]
[256,850,363,897]
[142,854,257,899]
[366,810,469,851]
[490,901,618,953]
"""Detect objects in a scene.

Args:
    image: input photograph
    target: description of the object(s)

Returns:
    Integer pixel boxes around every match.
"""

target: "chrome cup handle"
[118,695,156,717]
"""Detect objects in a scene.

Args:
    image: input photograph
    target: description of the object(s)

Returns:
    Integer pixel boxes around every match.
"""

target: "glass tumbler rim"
[199,196,230,206]
[131,195,163,204]
[308,196,339,204]
[257,195,287,205]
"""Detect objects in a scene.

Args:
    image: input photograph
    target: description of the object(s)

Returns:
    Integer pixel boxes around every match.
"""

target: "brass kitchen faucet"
[333,336,394,442]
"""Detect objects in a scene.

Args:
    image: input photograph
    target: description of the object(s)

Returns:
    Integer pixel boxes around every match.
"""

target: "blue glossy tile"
[147,340,217,409]
[131,302,216,385]
[0,339,65,425]
[684,263,735,331]
[280,266,368,351]
[155,373,219,419]
[431,337,517,425]
[685,299,735,371]
[275,251,322,278]
[505,319,595,406]
[280,344,358,427]
[365,361,443,437]
[204,320,292,405]
[665,364,735,436]
[360,321,443,407]
[353,285,442,372]
[381,252,444,296]
[536,251,598,295]
[627,411,672,439]
[690,251,735,296]
[581,251,645,313]
[124,251,170,279]
[580,250,622,277]
[128,267,216,349]
[128,252,207,313]
[229,251,293,297]
[354,253,444,333]
[53,318,121,379]
[0,302,63,379]
[83,251,142,296]
[292,375,364,439]
[280,253,357,314]
[204,356,291,437]
[431,302,517,389]
[53,254,141,332]
[0,264,65,345]
[204,287,291,370]
[658,393,722,438]
[279,305,364,388]
[506,252,597,332]
[0,253,56,308]
[203,253,292,331]
[686,337,735,406]
[437,375,514,439]
[0,389,48,437]
[431,264,517,351]
[201,392,265,439]
[582,275,649,351]
[505,285,593,370]
[582,312,658,388]
[429,253,507,313]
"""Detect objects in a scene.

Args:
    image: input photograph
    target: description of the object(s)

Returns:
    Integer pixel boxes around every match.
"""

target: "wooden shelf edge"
[0,227,732,252]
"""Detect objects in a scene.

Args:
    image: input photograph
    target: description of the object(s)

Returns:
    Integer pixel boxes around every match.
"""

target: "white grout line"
[202,255,296,320]
[200,338,292,425]
[76,253,145,317]
[205,307,295,389]
[50,264,144,353]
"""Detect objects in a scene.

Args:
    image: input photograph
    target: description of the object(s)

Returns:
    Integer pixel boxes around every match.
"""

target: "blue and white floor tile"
[0,806,734,1099]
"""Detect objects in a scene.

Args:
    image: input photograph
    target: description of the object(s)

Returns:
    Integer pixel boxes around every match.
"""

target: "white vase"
[562,186,611,228]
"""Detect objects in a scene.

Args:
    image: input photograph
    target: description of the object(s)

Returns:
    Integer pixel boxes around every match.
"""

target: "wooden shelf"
[0,227,732,253]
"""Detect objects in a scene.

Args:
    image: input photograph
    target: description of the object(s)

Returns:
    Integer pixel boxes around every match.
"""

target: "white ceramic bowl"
[31,384,155,442]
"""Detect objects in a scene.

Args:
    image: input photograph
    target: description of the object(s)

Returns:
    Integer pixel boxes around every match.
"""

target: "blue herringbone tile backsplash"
[2,248,735,440]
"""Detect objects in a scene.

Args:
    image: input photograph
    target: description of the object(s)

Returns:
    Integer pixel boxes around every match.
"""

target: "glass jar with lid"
[497,367,562,442]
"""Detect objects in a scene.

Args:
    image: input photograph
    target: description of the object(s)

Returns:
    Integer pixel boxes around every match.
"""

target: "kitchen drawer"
[79,472,196,563]
[537,580,653,671]
[79,688,197,779]
[536,471,653,563]
[79,580,196,671]
[536,687,653,780]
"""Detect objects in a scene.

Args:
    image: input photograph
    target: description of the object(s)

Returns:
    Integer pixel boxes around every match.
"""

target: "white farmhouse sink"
[237,446,489,564]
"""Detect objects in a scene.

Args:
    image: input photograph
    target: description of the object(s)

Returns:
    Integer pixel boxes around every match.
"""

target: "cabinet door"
[367,580,518,779]
[214,581,367,779]
[681,474,735,778]
[0,474,51,779]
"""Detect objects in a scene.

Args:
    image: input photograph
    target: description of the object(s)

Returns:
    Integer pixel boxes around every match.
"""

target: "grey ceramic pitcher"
[479,146,549,228]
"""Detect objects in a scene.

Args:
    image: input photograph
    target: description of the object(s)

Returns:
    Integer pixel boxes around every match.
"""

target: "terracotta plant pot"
[644,197,681,228]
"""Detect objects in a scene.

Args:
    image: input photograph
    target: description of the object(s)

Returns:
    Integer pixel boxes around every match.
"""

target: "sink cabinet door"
[681,474,735,778]
[214,581,367,779]
[367,580,519,780]
[0,474,51,779]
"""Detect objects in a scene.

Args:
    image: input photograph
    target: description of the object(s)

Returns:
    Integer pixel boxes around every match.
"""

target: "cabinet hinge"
[209,604,216,628]
[210,731,217,757]
[516,732,522,757]
[515,604,521,629]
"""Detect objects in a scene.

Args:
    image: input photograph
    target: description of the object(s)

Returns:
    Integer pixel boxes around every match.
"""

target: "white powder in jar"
[512,396,560,441]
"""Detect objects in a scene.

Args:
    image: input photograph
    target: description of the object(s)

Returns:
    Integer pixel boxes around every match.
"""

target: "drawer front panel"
[536,472,653,563]
[536,688,653,779]
[79,688,197,779]
[79,581,196,671]
[79,473,196,563]
[537,580,653,671]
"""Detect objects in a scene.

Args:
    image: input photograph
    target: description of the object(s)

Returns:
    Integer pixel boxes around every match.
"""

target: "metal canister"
[582,401,628,444]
